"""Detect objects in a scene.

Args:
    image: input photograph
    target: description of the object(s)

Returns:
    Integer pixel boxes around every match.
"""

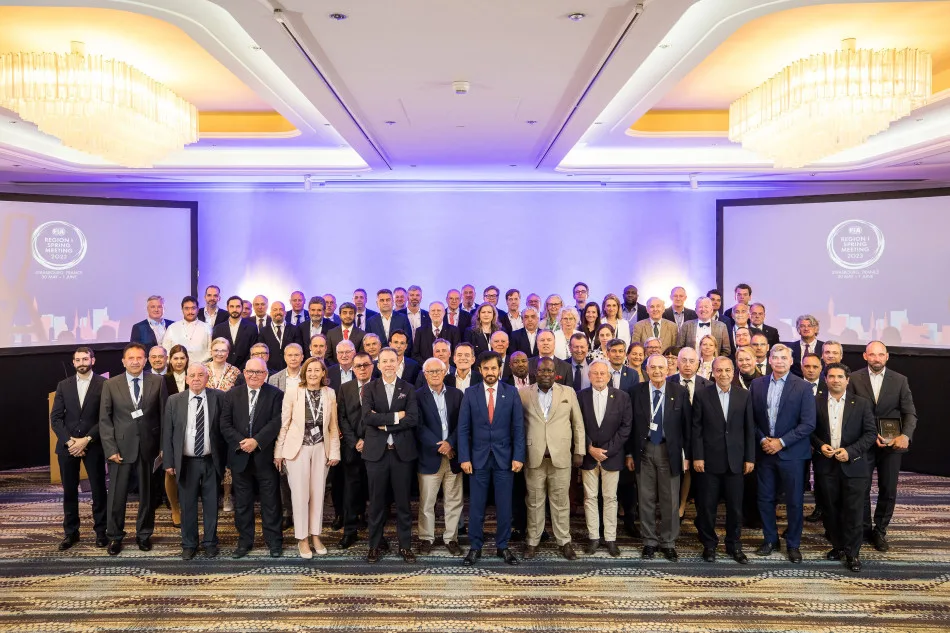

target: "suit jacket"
[811,392,877,477]
[337,379,369,463]
[527,356,572,387]
[396,307,431,332]
[129,318,173,348]
[397,357,421,386]
[446,309,472,333]
[578,386,633,471]
[749,324,780,349]
[510,328,540,358]
[610,364,641,400]
[353,309,379,331]
[165,372,185,396]
[212,318,258,369]
[299,318,337,358]
[462,328,494,357]
[623,303,650,322]
[366,312,414,350]
[325,325,365,365]
[198,308,228,327]
[219,383,284,473]
[786,339,825,377]
[447,367,481,390]
[504,372,537,388]
[749,372,817,460]
[848,367,918,442]
[257,322,303,372]
[691,383,755,474]
[275,385,341,461]
[458,381,526,470]
[519,383,584,469]
[50,373,107,456]
[662,307,698,325]
[267,367,301,393]
[162,388,226,480]
[668,373,711,403]
[99,372,168,463]
[360,378,419,462]
[632,319,678,350]
[628,380,691,474]
[415,385,463,475]
[677,320,731,356]
[411,323,461,364]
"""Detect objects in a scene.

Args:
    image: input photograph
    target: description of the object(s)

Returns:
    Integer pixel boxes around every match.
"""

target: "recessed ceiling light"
[658,43,672,49]
[250,45,262,50]
[916,117,924,122]
[456,125,465,128]
[593,121,603,125]
[914,161,922,165]
[329,13,347,21]
[509,164,517,167]
[568,12,586,21]
[384,120,396,125]
[409,164,417,168]
[525,120,538,125]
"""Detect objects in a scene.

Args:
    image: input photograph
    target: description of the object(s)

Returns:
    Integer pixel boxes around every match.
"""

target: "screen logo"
[31,221,88,271]
[826,220,885,270]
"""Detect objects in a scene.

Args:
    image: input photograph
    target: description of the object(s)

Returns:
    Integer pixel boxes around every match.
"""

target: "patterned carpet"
[1,468,949,632]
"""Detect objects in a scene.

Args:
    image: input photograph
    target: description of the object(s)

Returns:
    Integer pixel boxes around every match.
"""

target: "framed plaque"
[878,418,903,443]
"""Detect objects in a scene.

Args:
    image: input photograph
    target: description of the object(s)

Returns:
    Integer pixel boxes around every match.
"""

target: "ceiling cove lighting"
[728,39,931,168]
[0,41,198,168]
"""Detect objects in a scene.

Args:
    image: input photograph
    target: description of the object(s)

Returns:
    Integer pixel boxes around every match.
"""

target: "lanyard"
[650,392,663,421]
[306,390,320,421]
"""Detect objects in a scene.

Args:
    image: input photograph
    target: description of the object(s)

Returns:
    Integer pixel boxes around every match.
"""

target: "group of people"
[50,282,917,571]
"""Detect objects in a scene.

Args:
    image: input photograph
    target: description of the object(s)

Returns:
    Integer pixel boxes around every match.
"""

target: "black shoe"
[181,547,197,560]
[509,529,524,542]
[641,545,657,559]
[339,533,358,549]
[458,522,467,535]
[605,541,621,557]
[560,543,577,561]
[331,515,344,531]
[367,548,380,563]
[95,536,109,548]
[231,545,251,559]
[727,548,749,564]
[755,541,779,556]
[58,533,80,551]
[787,547,802,563]
[205,546,219,559]
[806,508,823,523]
[281,516,294,532]
[136,537,152,552]
[661,547,679,562]
[780,528,788,539]
[523,545,537,559]
[462,548,481,566]
[270,546,283,558]
[702,547,716,563]
[107,540,123,556]
[446,541,462,556]
[871,530,889,552]
[846,556,862,572]
[497,548,519,565]
[419,540,433,555]
[539,530,551,544]
[585,538,600,555]
[399,548,416,563]
[624,522,641,539]
[379,539,391,552]
[826,548,843,561]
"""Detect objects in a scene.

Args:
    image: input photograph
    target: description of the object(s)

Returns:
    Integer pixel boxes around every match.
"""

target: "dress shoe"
[95,536,109,548]
[311,537,328,556]
[780,528,787,539]
[787,547,802,564]
[446,541,462,556]
[624,522,642,539]
[561,543,577,561]
[871,531,889,552]
[136,537,152,552]
[379,539,391,552]
[366,548,380,563]
[181,547,197,560]
[509,529,524,542]
[281,516,294,532]
[826,548,843,561]
[805,507,823,523]
[523,545,538,559]
[661,547,679,562]
[641,545,657,559]
[231,546,251,559]
[339,533,359,550]
[462,548,481,566]
[497,548,519,565]
[331,515,344,531]
[419,540,433,555]
[605,541,621,557]
[298,539,313,559]
[702,547,716,563]
[727,548,749,565]
[58,533,80,551]
[270,546,283,558]
[458,522,466,535]
[205,545,219,559]
[399,548,416,563]
[755,541,779,556]
[585,539,600,555]
[107,540,123,556]
[357,514,368,530]
[846,556,862,573]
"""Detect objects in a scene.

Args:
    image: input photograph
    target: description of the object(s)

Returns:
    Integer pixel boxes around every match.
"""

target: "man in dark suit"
[361,347,419,563]
[251,295,271,333]
[416,358,464,555]
[800,352,828,523]
[212,296,257,369]
[668,347,710,403]
[129,295,173,349]
[786,314,824,378]
[849,341,917,553]
[327,340,358,392]
[395,285,430,338]
[323,294,341,325]
[219,358,284,558]
[505,351,536,389]
[748,303,780,348]
[366,289,413,351]
[749,344,816,563]
[99,343,169,555]
[162,364,226,559]
[811,363,877,572]
[621,285,649,326]
[606,338,640,398]
[498,288,523,334]
[389,330,421,386]
[352,288,379,332]
[299,296,336,359]
[257,301,302,372]
[412,301,460,364]
[529,330,571,387]
[721,302,753,348]
[460,284,479,317]
[50,346,108,550]
[326,302,365,366]
[579,360,633,556]
[677,298,731,357]
[445,288,472,332]
[458,351,526,566]
[692,357,755,564]
[197,285,228,327]
[335,352,375,549]
[662,286,697,328]
[722,283,752,321]
[490,331,513,382]
[449,343,482,391]
[628,354,691,561]
[417,338,456,388]
[510,307,541,358]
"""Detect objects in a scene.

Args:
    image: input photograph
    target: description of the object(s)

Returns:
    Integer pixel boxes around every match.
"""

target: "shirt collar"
[770,372,788,385]
[829,393,845,403]
[870,367,886,377]
[651,382,666,395]
[191,389,207,400]
[429,385,445,397]
[76,372,92,382]
[593,385,609,395]
[148,318,164,326]
[483,381,497,394]
[126,371,143,383]
[383,377,397,387]
[717,385,730,396]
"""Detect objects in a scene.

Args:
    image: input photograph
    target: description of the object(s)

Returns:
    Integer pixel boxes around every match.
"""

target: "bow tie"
[698,322,710,328]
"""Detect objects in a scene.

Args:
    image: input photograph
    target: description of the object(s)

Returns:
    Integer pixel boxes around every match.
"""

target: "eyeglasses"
[424,369,444,375]
[245,370,268,376]
[250,352,269,357]
[353,363,373,369]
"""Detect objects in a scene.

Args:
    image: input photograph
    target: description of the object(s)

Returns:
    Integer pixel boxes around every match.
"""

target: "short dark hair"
[573,282,589,293]
[204,285,221,294]
[338,302,356,312]
[226,295,242,307]
[455,342,475,355]
[569,332,588,344]
[505,288,520,300]
[477,350,501,368]
[181,295,198,308]
[662,345,681,357]
[74,346,95,359]
[824,362,851,378]
[394,286,407,294]
[123,342,147,357]
[389,329,409,343]
[483,285,500,296]
[377,288,393,297]
[606,337,626,351]
[308,296,326,308]
[706,289,723,299]
[735,283,752,294]
[802,352,822,364]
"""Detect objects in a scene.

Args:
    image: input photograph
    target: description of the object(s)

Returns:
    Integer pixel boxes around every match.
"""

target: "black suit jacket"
[811,392,877,477]
[129,318,173,348]
[415,385,463,475]
[328,363,381,392]
[165,372,184,396]
[353,309,378,331]
[625,303,650,321]
[219,383,283,474]
[396,307,431,330]
[366,312,414,350]
[257,322,302,371]
[299,318,337,358]
[337,379,367,464]
[510,328,539,358]
[528,356,572,387]
[399,357,422,386]
[198,308,228,327]
[212,318,258,369]
[446,309,472,333]
[578,386,632,471]
[462,328,493,357]
[325,325,365,365]
[360,378,419,462]
[412,324,461,364]
[748,324,780,348]
[691,384,755,474]
[668,373,711,402]
[786,339,825,377]
[628,381,691,474]
[848,367,918,442]
[50,374,107,456]
[662,307,698,324]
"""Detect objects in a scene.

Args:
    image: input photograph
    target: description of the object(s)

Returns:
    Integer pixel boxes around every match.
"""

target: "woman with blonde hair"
[697,335,718,380]
[601,293,631,347]
[553,307,580,359]
[205,337,242,511]
[274,357,341,558]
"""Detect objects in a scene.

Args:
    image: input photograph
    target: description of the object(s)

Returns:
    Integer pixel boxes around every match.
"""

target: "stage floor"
[1,468,948,632]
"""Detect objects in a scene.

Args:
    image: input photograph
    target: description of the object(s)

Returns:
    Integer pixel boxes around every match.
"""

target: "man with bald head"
[634,298,678,350]
[529,330,572,387]
[412,301,460,364]
[251,295,270,333]
[622,285,649,326]
[678,297,731,357]
[258,301,302,372]
[663,287,697,328]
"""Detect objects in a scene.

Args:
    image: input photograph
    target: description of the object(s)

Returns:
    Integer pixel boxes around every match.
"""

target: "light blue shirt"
[767,372,788,438]
[717,386,730,419]
[651,383,666,438]
[538,386,554,419]
[430,386,449,440]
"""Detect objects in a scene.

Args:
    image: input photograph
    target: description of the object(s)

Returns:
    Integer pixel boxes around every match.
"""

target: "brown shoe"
[366,548,380,563]
[399,548,416,563]
[523,544,538,559]
[446,541,462,556]
[584,538,599,555]
[419,540,433,555]
[605,541,621,557]
[561,543,577,561]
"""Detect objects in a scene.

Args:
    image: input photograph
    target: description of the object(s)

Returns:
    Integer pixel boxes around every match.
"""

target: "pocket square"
[397,392,407,400]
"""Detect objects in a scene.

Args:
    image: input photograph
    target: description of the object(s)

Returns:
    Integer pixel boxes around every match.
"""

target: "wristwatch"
[85,436,92,443]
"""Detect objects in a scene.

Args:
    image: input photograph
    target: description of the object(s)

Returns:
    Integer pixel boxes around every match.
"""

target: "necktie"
[248,389,258,435]
[684,378,693,404]
[449,312,455,326]
[812,383,818,396]
[276,325,283,341]
[343,328,350,341]
[294,314,301,326]
[650,389,664,445]
[132,377,141,403]
[653,322,659,338]
[359,383,366,405]
[487,387,495,424]
[573,364,583,391]
[258,318,264,332]
[758,363,765,375]
[194,396,205,456]
[356,313,363,329]
[434,327,440,338]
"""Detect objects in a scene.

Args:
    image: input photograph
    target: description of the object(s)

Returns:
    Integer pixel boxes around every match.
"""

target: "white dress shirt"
[507,313,524,331]
[184,389,211,457]
[592,386,609,427]
[163,319,212,364]
[869,367,885,402]
[76,373,92,408]
[717,386,730,418]
[828,393,845,449]
[456,370,473,391]
[405,309,423,334]
[148,318,167,344]
[126,371,144,407]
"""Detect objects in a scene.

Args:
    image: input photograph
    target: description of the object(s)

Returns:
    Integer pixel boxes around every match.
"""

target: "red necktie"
[487,387,495,424]
[449,312,455,326]
[344,328,349,340]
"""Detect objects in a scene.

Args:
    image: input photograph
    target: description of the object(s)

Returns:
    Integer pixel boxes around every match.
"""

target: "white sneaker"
[223,495,234,513]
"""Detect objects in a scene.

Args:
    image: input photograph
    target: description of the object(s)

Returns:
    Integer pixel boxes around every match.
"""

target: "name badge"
[131,410,144,419]
[310,426,320,437]
[649,422,658,432]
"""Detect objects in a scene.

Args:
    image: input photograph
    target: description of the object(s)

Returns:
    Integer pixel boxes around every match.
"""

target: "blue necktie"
[194,396,205,456]
[650,389,664,445]
[132,377,141,403]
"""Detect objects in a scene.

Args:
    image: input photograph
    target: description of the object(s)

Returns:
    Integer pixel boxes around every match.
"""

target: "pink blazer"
[275,385,341,461]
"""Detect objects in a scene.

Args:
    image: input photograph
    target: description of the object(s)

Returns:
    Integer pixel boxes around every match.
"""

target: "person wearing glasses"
[336,352,376,549]
[542,295,564,331]
[204,338,242,513]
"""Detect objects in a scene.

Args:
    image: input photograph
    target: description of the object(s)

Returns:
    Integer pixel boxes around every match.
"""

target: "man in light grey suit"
[677,297,731,357]
[163,364,226,559]
[633,297,678,351]
[99,342,169,556]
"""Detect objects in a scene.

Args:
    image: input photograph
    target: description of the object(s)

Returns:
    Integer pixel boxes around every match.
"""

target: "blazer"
[396,307,431,331]
[275,385,341,462]
[212,318,258,369]
[268,368,302,393]
[257,322,302,372]
[462,328,494,357]
[416,370,457,389]
[632,319,678,351]
[325,325,365,365]
[691,383,755,474]
[519,383,585,469]
[129,318,174,348]
[411,323,461,364]
[810,392,877,478]
[360,378,419,462]
[510,328,540,358]
[458,380,526,470]
[786,339,825,377]
[198,308,228,327]
[749,324,781,348]
[623,303,650,323]
[578,386,633,471]
[337,379,369,464]
[366,312,414,350]
[50,373,107,456]
[99,372,168,463]
[399,356,422,386]
[353,309,379,331]
[445,309,472,333]
[161,388,226,481]
[415,385,464,475]
[662,307,698,325]
[447,367,481,390]
[628,380,691,474]
[677,320,731,357]
[299,318,338,358]
[219,383,284,473]
[668,373,711,401]
[749,372,817,461]
[848,367,918,441]
[609,364,641,400]
[164,372,186,396]
[528,356,572,387]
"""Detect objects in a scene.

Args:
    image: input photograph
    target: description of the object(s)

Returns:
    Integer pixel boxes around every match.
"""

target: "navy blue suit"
[366,312,414,350]
[416,385,463,475]
[129,318,173,348]
[458,380,525,550]
[749,372,816,548]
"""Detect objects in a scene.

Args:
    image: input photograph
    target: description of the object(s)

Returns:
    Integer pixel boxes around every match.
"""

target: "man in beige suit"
[520,358,585,560]
[633,297,678,351]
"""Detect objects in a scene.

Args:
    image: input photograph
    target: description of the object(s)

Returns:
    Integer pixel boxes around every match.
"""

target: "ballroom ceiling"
[0,0,948,187]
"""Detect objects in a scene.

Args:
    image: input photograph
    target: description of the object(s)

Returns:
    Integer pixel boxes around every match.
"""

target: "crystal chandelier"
[729,39,932,168]
[0,42,198,168]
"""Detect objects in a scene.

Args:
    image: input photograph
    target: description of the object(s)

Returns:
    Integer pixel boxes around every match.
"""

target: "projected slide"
[0,195,193,348]
[721,191,950,349]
